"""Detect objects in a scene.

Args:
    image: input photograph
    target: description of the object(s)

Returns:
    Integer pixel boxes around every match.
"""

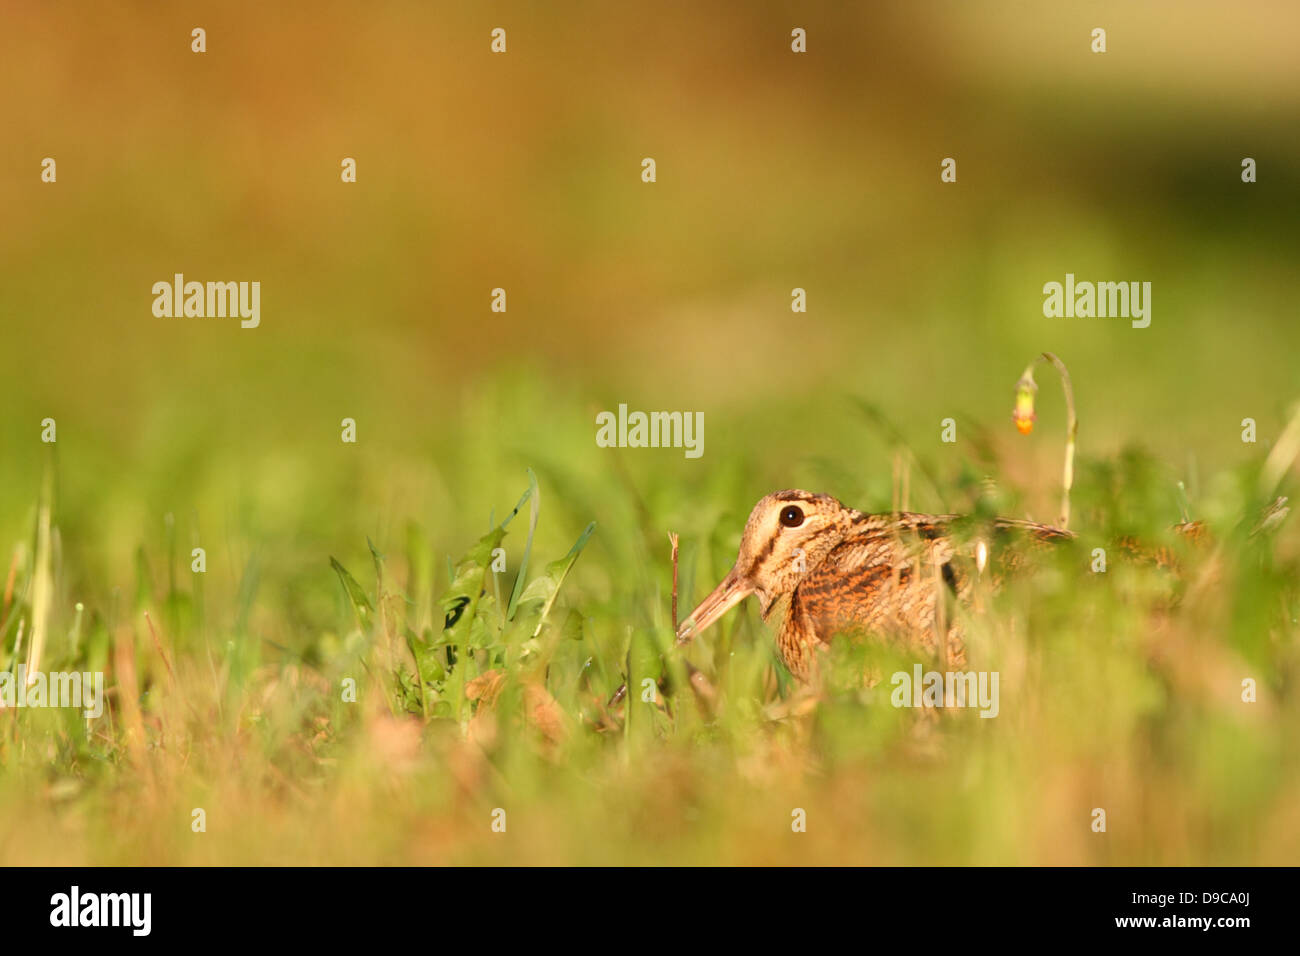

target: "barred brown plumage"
[674,489,1228,682]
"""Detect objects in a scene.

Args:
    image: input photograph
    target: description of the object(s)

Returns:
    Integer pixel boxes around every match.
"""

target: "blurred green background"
[3,2,1297,556]
[1,1,1297,864]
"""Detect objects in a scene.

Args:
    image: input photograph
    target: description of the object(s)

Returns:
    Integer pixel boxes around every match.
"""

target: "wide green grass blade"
[506,468,540,620]
[329,556,372,631]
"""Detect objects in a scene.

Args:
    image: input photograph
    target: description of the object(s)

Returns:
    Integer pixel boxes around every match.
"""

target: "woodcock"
[675,489,1074,681]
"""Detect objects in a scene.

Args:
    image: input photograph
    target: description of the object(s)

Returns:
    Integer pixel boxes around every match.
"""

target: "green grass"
[1,371,1296,866]
[3,0,1298,865]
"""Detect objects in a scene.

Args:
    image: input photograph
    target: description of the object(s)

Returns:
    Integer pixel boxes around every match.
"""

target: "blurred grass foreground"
[2,384,1298,865]
[1,2,1299,864]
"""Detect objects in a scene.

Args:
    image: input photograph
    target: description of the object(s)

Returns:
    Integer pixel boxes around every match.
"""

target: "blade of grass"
[506,468,540,620]
[519,521,596,640]
[24,467,53,686]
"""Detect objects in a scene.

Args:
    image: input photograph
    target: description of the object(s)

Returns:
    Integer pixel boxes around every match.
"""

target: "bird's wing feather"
[796,512,1072,638]
[795,516,963,639]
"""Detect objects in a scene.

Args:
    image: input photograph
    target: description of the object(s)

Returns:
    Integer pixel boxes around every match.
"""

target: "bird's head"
[676,490,851,642]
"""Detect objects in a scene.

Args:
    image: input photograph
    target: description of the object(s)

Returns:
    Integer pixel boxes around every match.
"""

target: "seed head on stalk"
[1013,352,1077,529]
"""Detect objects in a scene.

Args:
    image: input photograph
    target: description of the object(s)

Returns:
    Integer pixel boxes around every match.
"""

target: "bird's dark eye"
[779,505,804,528]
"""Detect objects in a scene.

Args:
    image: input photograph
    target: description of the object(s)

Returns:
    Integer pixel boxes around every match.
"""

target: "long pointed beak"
[676,569,753,645]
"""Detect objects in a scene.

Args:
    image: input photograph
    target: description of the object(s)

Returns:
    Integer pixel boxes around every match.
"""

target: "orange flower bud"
[1013,376,1038,435]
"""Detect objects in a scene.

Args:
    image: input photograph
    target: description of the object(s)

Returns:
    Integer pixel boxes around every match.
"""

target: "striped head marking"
[676,490,852,642]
